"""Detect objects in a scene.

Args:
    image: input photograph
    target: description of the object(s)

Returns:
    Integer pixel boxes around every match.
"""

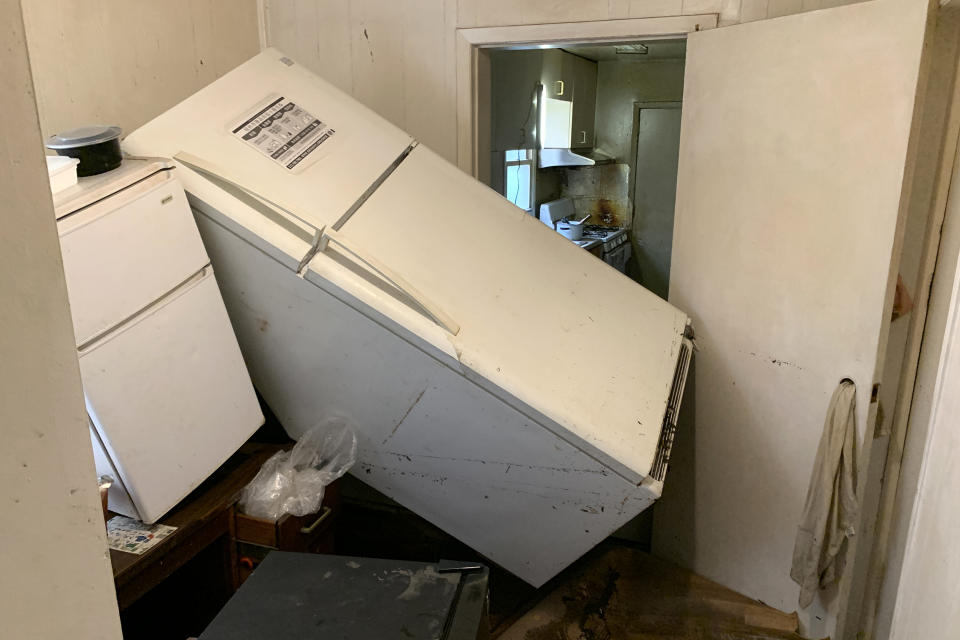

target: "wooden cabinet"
[492,49,597,152]
[540,50,597,148]
[235,479,341,583]
[541,49,572,102]
[571,54,597,149]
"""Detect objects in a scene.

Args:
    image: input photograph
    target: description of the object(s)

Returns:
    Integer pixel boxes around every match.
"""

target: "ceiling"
[561,39,687,62]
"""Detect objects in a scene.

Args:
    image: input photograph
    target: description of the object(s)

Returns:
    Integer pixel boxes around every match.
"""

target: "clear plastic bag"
[239,417,358,521]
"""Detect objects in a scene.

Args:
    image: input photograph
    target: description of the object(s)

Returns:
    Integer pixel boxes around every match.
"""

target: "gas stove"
[581,224,621,240]
[582,225,629,249]
[580,225,631,273]
[539,199,631,273]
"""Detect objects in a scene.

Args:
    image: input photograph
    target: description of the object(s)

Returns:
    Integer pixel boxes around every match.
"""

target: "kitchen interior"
[487,39,685,299]
[8,2,960,640]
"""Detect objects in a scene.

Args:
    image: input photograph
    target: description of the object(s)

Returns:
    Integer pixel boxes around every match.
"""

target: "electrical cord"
[511,163,522,207]
[509,82,542,208]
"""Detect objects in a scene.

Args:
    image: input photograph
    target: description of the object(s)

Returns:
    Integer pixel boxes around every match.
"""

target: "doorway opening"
[483,39,686,297]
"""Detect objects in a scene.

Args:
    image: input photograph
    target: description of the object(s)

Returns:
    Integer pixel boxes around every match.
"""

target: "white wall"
[21,0,261,139]
[264,0,864,167]
[0,3,122,639]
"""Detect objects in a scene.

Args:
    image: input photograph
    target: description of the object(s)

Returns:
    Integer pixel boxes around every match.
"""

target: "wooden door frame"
[454,15,718,184]
[853,7,960,638]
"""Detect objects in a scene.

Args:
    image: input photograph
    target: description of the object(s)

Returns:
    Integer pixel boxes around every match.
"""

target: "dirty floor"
[494,545,805,640]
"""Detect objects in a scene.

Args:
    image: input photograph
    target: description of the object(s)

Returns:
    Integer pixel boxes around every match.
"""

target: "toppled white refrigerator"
[124,49,692,586]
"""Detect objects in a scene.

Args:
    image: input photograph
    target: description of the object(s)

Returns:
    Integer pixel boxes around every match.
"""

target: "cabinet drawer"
[235,479,341,551]
[58,173,209,346]
[236,506,334,551]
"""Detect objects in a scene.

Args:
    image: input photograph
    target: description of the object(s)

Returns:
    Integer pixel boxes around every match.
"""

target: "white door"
[658,0,931,632]
[632,105,682,298]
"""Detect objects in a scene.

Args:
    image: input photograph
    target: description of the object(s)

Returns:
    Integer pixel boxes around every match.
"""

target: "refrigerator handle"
[318,228,461,336]
[173,152,319,234]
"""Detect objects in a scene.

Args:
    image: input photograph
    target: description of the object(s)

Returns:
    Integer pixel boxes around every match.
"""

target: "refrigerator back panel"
[124,49,691,584]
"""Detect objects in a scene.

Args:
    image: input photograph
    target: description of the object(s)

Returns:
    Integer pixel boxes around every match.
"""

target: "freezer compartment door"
[57,172,209,346]
[122,48,413,231]
[80,268,263,523]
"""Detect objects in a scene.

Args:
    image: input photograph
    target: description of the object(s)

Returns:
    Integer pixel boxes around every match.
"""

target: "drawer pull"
[300,506,332,535]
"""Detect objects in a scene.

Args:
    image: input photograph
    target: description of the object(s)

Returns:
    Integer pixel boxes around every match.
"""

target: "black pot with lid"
[45,125,123,177]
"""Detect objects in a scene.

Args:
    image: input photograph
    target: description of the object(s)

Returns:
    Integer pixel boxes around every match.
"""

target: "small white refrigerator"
[124,49,692,586]
[53,159,263,523]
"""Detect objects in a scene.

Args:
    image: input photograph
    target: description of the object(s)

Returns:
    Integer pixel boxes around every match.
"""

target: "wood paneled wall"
[264,0,459,160]
[22,0,261,139]
[18,0,862,155]
[265,0,863,164]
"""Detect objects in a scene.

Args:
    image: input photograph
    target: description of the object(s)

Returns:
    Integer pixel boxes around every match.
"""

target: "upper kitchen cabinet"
[538,50,599,160]
[541,49,572,102]
[541,50,598,147]
[491,49,598,153]
[570,55,597,149]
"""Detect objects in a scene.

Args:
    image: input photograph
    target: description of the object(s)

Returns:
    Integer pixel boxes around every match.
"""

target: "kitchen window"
[504,149,534,213]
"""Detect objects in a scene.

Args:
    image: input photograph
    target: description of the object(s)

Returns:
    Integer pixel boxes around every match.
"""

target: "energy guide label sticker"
[231,94,335,172]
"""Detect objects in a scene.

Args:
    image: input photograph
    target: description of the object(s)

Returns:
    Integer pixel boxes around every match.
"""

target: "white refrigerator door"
[324,144,688,482]
[661,0,930,626]
[57,172,209,346]
[80,269,262,523]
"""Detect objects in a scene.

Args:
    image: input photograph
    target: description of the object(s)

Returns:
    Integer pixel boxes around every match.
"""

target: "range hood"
[539,147,614,168]
[538,96,613,168]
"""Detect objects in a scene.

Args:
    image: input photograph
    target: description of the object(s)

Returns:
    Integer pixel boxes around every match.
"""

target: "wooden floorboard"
[494,544,805,640]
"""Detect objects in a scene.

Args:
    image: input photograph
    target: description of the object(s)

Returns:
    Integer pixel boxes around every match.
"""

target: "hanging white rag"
[790,379,859,609]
